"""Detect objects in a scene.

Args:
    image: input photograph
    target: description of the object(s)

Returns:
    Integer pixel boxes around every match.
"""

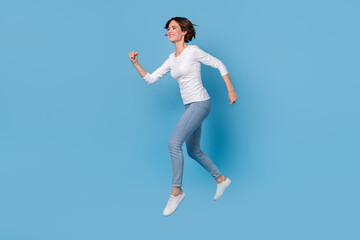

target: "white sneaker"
[213,177,231,200]
[163,191,186,216]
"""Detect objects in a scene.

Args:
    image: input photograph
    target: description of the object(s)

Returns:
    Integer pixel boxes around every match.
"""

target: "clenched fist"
[228,90,238,105]
[129,51,138,64]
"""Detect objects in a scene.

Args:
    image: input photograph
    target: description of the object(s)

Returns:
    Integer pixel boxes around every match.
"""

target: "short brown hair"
[164,17,197,43]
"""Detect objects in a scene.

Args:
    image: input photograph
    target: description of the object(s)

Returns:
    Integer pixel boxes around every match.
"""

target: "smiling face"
[167,20,187,43]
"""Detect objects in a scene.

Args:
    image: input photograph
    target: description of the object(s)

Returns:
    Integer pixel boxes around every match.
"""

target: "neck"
[174,41,187,54]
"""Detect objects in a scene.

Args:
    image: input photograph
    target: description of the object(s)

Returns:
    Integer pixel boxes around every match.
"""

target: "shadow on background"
[201,65,245,176]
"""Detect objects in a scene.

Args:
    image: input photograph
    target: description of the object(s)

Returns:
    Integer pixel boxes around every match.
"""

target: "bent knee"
[187,149,202,159]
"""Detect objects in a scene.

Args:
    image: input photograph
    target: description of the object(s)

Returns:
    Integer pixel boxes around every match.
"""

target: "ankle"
[216,175,226,184]
[171,187,182,196]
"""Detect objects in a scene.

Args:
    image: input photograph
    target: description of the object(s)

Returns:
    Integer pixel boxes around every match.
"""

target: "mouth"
[168,34,175,38]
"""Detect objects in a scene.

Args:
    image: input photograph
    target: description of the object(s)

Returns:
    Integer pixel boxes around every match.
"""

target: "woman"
[129,17,238,216]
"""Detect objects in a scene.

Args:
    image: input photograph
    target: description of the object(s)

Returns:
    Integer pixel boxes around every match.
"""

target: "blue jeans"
[168,99,222,187]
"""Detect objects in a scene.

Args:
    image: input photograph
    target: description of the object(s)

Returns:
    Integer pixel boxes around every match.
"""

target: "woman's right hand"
[129,51,138,64]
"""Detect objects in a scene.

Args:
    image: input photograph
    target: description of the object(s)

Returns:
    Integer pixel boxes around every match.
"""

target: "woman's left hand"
[228,90,238,105]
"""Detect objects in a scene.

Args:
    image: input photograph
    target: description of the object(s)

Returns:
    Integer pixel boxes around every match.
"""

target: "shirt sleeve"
[192,45,229,76]
[143,57,171,84]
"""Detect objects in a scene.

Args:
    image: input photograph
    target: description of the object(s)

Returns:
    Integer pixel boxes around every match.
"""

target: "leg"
[185,124,222,180]
[168,100,212,188]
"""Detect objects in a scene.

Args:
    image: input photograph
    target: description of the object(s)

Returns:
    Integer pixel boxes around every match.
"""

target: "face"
[167,20,187,43]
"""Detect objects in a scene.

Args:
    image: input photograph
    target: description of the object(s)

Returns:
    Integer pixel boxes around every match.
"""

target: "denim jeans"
[168,99,222,187]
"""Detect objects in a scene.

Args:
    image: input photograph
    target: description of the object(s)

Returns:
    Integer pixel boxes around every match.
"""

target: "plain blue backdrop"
[0,0,359,239]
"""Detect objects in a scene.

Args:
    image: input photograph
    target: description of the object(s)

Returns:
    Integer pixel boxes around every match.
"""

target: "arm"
[129,51,170,84]
[129,51,147,77]
[193,46,238,105]
[192,45,229,76]
[222,74,238,105]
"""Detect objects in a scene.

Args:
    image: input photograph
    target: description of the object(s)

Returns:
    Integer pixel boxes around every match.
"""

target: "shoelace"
[166,193,181,208]
[165,197,176,209]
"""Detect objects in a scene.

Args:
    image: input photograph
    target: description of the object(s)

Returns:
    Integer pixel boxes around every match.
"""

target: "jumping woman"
[129,17,238,216]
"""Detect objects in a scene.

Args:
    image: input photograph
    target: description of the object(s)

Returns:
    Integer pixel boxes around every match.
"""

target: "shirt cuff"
[143,72,150,80]
[219,65,229,76]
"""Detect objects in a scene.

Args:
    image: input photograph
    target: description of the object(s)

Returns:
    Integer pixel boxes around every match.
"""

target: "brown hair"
[164,17,197,43]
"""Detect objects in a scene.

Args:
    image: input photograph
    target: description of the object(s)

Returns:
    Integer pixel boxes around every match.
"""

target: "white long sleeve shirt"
[143,45,228,105]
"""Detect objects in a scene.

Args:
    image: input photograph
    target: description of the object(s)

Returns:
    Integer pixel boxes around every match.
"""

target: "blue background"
[1,0,359,239]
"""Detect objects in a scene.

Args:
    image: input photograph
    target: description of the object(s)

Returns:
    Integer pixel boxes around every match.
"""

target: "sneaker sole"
[214,178,231,201]
[163,193,186,216]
